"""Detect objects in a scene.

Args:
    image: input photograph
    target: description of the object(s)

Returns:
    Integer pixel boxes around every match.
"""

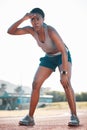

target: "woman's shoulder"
[45,24,57,33]
[45,24,61,40]
[45,24,57,36]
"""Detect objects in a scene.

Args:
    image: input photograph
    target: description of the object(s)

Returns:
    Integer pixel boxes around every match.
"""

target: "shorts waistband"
[46,52,62,57]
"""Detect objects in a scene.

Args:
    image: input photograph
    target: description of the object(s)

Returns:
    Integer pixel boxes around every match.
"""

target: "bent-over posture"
[7,8,79,126]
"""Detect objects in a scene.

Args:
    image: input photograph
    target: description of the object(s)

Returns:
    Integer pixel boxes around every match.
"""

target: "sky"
[0,0,87,93]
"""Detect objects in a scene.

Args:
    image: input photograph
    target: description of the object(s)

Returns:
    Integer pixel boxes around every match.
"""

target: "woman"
[7,8,79,126]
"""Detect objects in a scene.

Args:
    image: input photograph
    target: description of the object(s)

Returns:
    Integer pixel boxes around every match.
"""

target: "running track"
[0,109,87,130]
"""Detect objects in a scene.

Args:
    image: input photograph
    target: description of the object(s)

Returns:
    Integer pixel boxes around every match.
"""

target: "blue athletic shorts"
[39,51,72,71]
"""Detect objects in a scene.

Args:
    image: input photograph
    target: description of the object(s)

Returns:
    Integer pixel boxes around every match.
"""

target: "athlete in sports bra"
[7,8,79,126]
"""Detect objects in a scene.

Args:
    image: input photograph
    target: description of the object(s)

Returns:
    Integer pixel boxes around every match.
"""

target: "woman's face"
[30,13,44,31]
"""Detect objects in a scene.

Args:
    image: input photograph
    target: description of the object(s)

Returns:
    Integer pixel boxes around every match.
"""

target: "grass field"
[41,101,87,110]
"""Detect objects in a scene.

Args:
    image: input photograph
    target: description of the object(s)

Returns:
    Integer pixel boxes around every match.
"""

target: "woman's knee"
[60,80,71,90]
[32,79,42,91]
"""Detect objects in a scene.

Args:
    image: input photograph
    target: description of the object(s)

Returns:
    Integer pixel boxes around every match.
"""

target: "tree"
[46,91,66,102]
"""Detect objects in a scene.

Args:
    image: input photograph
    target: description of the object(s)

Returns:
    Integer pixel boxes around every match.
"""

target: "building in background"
[0,80,53,110]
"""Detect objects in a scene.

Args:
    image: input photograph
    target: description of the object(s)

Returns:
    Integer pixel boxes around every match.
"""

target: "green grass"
[76,102,87,109]
[41,102,87,110]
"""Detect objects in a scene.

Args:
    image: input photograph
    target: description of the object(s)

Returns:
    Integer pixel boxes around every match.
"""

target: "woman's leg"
[58,62,77,116]
[29,66,53,117]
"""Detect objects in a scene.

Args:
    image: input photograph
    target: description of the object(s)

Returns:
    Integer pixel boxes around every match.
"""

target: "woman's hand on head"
[23,13,36,21]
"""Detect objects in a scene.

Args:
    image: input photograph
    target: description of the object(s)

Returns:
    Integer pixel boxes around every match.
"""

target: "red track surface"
[0,109,87,130]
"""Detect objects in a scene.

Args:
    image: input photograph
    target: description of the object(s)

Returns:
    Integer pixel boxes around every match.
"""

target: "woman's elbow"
[7,29,15,35]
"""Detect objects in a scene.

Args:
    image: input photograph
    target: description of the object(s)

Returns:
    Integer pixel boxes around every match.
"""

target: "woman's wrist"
[60,70,68,75]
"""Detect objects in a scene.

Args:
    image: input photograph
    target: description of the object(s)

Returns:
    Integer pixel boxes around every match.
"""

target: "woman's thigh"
[33,66,53,84]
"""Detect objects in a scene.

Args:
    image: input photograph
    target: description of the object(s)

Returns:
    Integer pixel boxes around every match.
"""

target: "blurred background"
[0,0,87,110]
